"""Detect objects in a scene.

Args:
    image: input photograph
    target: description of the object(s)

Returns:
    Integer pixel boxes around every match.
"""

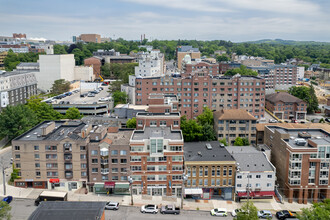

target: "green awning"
[115,183,129,189]
[94,183,105,188]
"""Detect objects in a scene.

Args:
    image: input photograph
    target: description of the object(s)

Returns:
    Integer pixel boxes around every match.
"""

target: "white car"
[105,201,119,210]
[140,204,158,214]
[210,208,227,217]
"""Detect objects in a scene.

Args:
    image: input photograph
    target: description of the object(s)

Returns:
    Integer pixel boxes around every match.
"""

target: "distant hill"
[243,39,330,45]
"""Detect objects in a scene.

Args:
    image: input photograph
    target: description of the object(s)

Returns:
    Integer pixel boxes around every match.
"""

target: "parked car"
[258,210,272,218]
[160,204,180,215]
[269,119,278,123]
[325,118,330,122]
[276,210,296,219]
[210,208,227,217]
[2,196,13,204]
[80,93,87,98]
[140,204,158,214]
[231,209,249,217]
[98,97,110,102]
[105,201,119,210]
[88,93,95,97]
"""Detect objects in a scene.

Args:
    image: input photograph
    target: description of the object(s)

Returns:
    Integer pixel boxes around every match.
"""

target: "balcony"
[65,163,73,171]
[101,159,109,165]
[64,154,72,161]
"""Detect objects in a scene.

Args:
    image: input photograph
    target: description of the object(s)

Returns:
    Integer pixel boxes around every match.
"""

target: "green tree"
[26,96,63,122]
[234,137,244,146]
[298,199,330,220]
[108,80,123,93]
[51,79,71,95]
[10,164,20,182]
[65,107,82,120]
[180,116,203,142]
[0,201,12,220]
[0,105,38,140]
[200,123,216,141]
[225,65,258,77]
[219,138,228,146]
[112,91,128,106]
[53,44,67,54]
[288,86,318,113]
[236,201,259,220]
[126,117,136,128]
[197,107,214,126]
[242,138,250,146]
[216,54,229,62]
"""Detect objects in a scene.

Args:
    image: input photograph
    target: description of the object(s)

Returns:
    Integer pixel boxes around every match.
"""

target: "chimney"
[42,122,56,136]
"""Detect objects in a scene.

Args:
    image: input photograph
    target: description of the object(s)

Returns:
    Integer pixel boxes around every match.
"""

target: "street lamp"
[181,174,188,209]
[128,176,133,205]
[0,156,10,196]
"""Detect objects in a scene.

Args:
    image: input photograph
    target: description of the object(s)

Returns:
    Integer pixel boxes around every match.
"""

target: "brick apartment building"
[147,93,179,114]
[183,61,219,76]
[136,112,181,130]
[12,121,96,190]
[264,125,330,203]
[129,124,184,196]
[265,92,307,121]
[135,74,266,119]
[184,141,236,200]
[213,109,257,145]
[78,34,101,43]
[84,57,101,79]
[176,46,201,70]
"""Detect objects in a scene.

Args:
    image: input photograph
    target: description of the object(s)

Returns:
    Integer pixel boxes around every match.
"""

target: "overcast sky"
[1,0,330,42]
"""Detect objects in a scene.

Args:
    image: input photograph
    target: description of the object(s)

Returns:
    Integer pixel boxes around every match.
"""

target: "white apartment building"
[134,50,165,78]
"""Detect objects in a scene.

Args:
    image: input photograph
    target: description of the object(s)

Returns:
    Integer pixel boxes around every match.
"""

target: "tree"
[126,117,136,128]
[112,91,128,106]
[200,123,216,141]
[242,138,250,146]
[10,164,20,183]
[224,65,258,77]
[26,96,63,122]
[289,86,319,113]
[50,79,70,95]
[0,105,38,140]
[65,107,82,120]
[236,201,259,220]
[197,107,214,126]
[298,199,330,220]
[234,137,244,146]
[108,80,123,93]
[180,116,203,142]
[0,201,12,220]
[216,54,229,62]
[219,138,228,146]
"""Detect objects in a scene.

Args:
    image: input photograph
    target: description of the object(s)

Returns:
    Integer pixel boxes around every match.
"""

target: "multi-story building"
[264,125,330,203]
[84,57,101,79]
[184,141,236,200]
[265,92,307,121]
[0,70,37,111]
[135,74,266,119]
[213,109,257,145]
[0,52,7,70]
[78,34,101,43]
[134,50,165,78]
[147,94,179,114]
[0,44,29,53]
[88,129,133,195]
[129,126,184,196]
[182,60,219,76]
[136,112,181,130]
[11,121,98,191]
[176,46,200,70]
[226,146,276,201]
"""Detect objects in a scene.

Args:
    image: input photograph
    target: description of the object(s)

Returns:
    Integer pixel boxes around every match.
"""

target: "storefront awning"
[104,181,115,188]
[185,188,203,195]
[237,191,275,198]
[115,183,129,189]
[94,183,105,188]
[49,178,60,183]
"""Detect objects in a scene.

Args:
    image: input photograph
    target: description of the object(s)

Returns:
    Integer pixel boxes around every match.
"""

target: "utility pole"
[247,173,250,208]
[181,175,187,209]
[128,176,133,205]
[1,156,7,196]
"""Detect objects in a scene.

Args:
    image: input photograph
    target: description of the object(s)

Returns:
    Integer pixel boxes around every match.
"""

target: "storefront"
[184,187,233,200]
[47,179,83,192]
[237,191,275,201]
[114,182,130,195]
[93,183,107,194]
[184,188,203,199]
[104,181,115,194]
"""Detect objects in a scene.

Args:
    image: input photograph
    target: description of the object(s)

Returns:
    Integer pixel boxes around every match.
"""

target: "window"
[150,139,163,154]
[15,146,20,151]
[45,146,57,151]
[130,156,141,162]
[170,146,182,151]
[223,179,227,186]
[112,176,119,180]
[35,154,40,159]
[267,175,272,178]
[204,166,208,176]
[237,175,242,179]
[174,121,179,126]
[120,150,127,155]
[120,159,127,164]
[160,121,166,126]
[81,163,87,169]
[35,163,40,168]
[15,154,20,159]
[199,179,203,186]
[91,150,98,155]
[204,179,208,186]
[267,183,272,187]
[121,168,127,173]
[256,183,261,187]
[80,154,86,159]
[92,168,98,173]
[112,159,118,164]
[92,159,98,164]
[81,172,87,177]
[112,168,118,173]
[256,175,261,178]
[80,146,86,151]
[237,184,242,187]
[111,150,118,155]
[36,171,41,176]
[34,146,39,151]
[223,167,227,176]
[121,176,128,181]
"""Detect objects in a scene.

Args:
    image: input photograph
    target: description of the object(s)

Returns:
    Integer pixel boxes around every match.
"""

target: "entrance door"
[27,182,33,188]
[152,188,162,196]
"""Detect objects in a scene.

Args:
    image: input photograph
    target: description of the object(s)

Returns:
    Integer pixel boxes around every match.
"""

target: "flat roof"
[136,112,180,117]
[226,146,274,172]
[39,191,67,197]
[115,104,149,110]
[131,127,182,141]
[14,121,86,142]
[28,201,106,220]
[0,69,37,78]
[184,141,235,162]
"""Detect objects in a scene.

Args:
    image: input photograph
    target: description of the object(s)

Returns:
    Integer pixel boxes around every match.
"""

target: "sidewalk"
[1,185,312,213]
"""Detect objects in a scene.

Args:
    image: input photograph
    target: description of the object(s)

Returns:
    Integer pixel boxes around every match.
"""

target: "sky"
[1,0,330,42]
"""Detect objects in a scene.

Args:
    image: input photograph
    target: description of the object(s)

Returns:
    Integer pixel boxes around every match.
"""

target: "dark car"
[326,118,330,122]
[2,196,13,204]
[276,210,296,219]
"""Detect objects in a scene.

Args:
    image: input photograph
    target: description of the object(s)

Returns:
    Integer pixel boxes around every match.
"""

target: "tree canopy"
[288,86,319,113]
[298,199,330,220]
[224,65,258,77]
[50,79,71,95]
[65,107,82,120]
[26,96,63,122]
[126,117,136,128]
[4,50,43,71]
[236,201,259,220]
[0,201,12,220]
[0,105,38,140]
[112,91,128,106]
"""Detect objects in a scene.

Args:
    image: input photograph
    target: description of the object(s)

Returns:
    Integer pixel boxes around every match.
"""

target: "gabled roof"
[266,92,304,104]
[213,109,257,121]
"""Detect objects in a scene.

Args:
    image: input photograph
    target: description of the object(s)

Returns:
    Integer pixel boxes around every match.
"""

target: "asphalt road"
[6,198,37,220]
[0,147,12,187]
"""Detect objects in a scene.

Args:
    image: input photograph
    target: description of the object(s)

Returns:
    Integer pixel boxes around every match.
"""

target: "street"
[0,147,12,192]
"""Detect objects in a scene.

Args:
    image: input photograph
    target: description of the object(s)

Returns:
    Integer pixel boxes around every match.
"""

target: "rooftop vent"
[298,132,311,139]
[197,151,202,156]
[206,143,212,150]
[295,138,307,146]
